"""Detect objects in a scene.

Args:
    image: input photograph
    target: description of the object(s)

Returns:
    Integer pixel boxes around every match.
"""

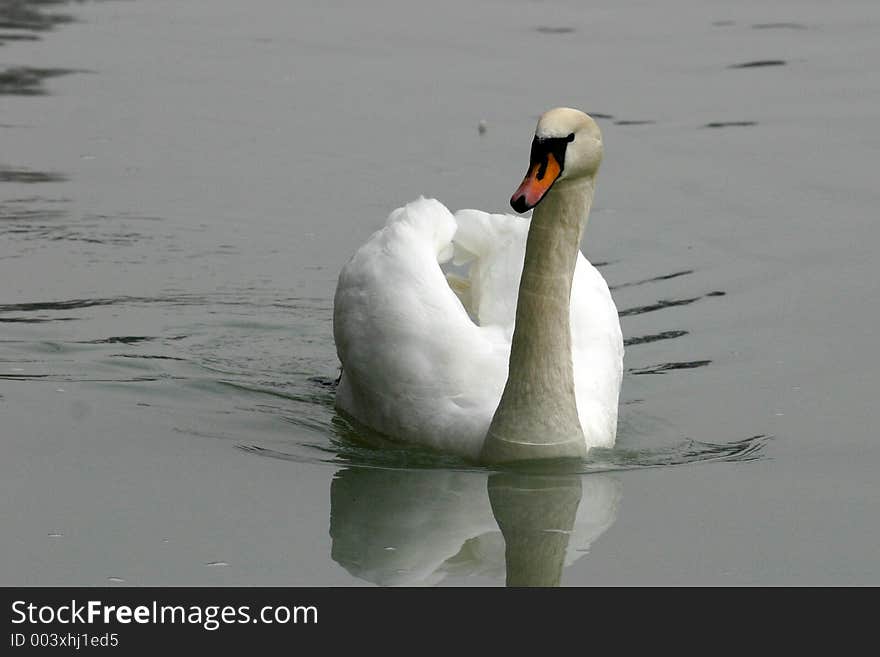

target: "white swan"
[333,108,623,462]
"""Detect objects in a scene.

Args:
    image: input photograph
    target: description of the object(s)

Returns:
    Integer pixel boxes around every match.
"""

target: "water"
[1,0,878,585]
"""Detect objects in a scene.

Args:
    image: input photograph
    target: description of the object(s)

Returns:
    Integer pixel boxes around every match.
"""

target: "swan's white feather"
[333,197,623,459]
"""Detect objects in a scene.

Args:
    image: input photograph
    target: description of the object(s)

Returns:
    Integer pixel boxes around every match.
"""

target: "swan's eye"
[529,135,574,181]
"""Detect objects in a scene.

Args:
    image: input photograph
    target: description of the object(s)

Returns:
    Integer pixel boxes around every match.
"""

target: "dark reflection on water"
[0,167,66,183]
[618,290,724,317]
[0,298,128,312]
[0,0,74,44]
[534,26,576,35]
[704,121,757,129]
[728,60,787,69]
[752,22,807,30]
[0,373,173,382]
[0,32,38,42]
[714,21,808,30]
[624,330,689,347]
[628,359,712,376]
[79,336,156,345]
[0,316,79,323]
[610,269,693,291]
[110,353,187,361]
[0,66,81,95]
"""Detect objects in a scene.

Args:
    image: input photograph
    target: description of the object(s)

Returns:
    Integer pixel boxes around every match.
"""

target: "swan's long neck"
[481,179,595,464]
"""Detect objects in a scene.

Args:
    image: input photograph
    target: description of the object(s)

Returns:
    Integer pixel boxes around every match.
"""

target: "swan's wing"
[570,257,625,446]
[333,198,509,458]
[451,208,530,330]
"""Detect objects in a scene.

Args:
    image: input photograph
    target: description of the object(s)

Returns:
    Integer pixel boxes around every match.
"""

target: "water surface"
[1,0,879,585]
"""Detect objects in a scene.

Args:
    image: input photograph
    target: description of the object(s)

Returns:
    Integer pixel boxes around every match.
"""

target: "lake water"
[1,0,878,586]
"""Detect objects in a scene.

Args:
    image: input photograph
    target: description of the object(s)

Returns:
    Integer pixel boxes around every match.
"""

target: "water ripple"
[728,60,787,69]
[619,290,725,317]
[624,330,689,347]
[0,66,83,96]
[237,431,771,475]
[610,269,693,291]
[628,360,712,375]
[0,167,66,183]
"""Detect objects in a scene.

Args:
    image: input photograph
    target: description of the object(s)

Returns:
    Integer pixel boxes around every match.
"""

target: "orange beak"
[510,151,562,213]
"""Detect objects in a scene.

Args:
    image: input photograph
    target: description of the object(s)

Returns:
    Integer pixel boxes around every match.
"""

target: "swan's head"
[510,108,603,213]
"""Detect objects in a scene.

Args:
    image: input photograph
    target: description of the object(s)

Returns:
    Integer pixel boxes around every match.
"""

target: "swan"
[333,108,623,463]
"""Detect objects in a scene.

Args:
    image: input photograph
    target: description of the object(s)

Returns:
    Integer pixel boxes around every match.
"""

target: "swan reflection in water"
[329,468,620,586]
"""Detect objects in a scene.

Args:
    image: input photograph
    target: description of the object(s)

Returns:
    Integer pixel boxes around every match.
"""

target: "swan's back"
[333,198,623,459]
